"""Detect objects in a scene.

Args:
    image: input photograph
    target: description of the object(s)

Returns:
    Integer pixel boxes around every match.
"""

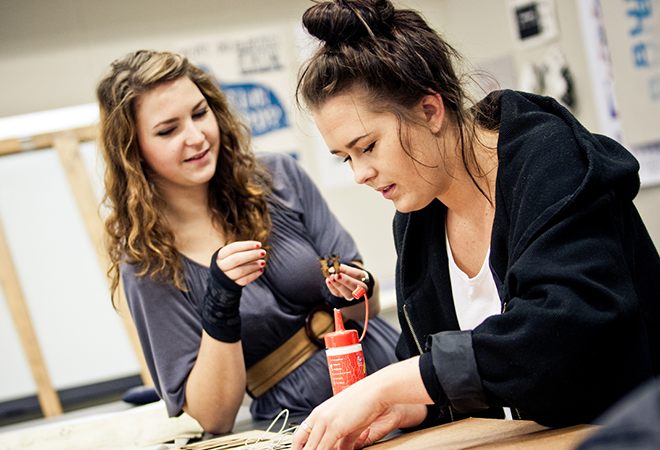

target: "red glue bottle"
[324,308,367,395]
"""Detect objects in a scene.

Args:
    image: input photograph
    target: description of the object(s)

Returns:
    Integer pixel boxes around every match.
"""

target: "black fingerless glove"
[320,260,374,309]
[201,248,243,343]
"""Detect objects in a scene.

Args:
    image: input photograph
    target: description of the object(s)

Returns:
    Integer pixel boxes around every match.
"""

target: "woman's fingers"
[337,429,366,450]
[294,417,342,450]
[293,416,368,450]
[215,241,266,284]
[292,417,316,449]
[291,382,385,450]
[292,425,309,449]
[338,263,365,279]
[326,264,368,300]
[349,428,371,450]
[232,263,265,286]
[217,241,262,261]
[222,260,265,286]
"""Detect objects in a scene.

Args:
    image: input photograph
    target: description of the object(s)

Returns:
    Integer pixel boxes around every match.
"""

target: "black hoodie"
[394,90,660,428]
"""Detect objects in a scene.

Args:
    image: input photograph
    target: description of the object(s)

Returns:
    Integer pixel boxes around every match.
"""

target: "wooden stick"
[0,125,98,156]
[0,213,63,417]
[52,130,153,386]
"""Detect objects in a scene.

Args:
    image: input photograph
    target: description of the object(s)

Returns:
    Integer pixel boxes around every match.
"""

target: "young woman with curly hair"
[96,50,399,434]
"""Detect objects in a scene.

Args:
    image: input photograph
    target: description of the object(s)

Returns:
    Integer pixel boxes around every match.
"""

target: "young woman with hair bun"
[292,0,660,448]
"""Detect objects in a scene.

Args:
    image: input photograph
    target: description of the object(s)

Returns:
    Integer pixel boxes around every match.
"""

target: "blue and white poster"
[597,0,660,148]
[176,27,300,160]
[579,0,660,186]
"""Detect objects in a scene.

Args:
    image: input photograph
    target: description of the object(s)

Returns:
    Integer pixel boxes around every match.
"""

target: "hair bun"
[303,0,394,49]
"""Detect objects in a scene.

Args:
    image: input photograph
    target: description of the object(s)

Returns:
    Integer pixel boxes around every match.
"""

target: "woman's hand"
[292,357,431,450]
[216,240,266,286]
[325,263,368,300]
[292,377,391,450]
[350,404,428,449]
[292,388,428,450]
[326,262,381,321]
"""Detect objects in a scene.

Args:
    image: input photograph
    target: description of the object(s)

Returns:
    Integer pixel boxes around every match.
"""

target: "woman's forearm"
[370,356,432,407]
[183,331,246,434]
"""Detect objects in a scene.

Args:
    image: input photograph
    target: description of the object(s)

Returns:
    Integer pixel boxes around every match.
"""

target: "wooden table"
[179,417,598,450]
[0,402,599,450]
[370,418,598,450]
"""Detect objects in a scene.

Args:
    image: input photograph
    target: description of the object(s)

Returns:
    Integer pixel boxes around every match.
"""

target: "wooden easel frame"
[0,126,151,418]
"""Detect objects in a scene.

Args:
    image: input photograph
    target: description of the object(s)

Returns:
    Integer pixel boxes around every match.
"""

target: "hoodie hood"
[490,90,640,264]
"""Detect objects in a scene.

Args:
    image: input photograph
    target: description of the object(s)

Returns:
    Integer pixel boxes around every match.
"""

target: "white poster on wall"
[176,27,301,160]
[632,141,660,187]
[578,0,660,187]
[597,0,660,148]
[577,0,625,143]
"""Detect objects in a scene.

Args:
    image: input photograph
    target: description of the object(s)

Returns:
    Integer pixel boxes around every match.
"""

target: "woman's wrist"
[394,403,432,430]
[201,248,244,342]
[368,356,432,407]
[367,358,436,431]
[341,260,374,299]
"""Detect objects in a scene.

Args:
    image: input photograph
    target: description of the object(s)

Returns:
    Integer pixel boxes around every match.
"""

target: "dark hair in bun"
[298,0,467,114]
[302,0,395,49]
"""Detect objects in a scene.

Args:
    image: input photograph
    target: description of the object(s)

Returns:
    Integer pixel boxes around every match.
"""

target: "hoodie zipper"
[404,303,459,422]
[501,301,522,419]
[403,303,424,354]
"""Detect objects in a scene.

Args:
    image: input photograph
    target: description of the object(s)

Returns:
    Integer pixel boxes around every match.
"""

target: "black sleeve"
[201,248,244,343]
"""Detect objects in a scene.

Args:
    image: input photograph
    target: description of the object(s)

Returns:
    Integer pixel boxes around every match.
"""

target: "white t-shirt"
[446,229,501,331]
[446,227,511,419]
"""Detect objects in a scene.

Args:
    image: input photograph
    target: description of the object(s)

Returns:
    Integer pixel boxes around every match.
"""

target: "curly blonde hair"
[96,50,272,306]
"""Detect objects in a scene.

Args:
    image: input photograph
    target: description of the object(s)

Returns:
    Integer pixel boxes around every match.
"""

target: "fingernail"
[260,260,265,266]
[337,274,342,280]
[260,251,265,257]
[260,268,264,273]
[255,243,261,248]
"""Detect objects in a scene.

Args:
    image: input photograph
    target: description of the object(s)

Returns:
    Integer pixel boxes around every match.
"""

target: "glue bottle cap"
[324,308,359,348]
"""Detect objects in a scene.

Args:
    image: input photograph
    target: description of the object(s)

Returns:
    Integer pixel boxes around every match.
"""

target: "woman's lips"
[185,149,209,162]
[381,184,395,200]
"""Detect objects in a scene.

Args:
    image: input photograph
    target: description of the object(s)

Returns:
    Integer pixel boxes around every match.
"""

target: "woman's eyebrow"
[329,133,369,154]
[153,99,207,129]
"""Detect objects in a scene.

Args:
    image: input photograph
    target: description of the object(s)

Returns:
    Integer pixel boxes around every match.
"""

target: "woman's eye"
[193,107,209,119]
[341,142,374,163]
[157,127,175,137]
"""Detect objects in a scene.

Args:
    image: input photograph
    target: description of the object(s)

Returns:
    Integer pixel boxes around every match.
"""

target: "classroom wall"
[1,0,659,404]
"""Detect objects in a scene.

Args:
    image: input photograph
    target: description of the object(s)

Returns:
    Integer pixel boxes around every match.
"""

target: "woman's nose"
[184,122,205,146]
[353,159,375,185]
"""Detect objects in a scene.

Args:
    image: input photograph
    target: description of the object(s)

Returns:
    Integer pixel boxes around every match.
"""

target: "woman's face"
[135,76,220,193]
[313,92,451,213]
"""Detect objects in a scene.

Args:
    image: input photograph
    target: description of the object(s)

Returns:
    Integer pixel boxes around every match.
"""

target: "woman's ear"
[420,92,445,134]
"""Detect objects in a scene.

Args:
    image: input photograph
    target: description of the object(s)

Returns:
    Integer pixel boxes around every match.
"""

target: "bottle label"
[326,348,366,395]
